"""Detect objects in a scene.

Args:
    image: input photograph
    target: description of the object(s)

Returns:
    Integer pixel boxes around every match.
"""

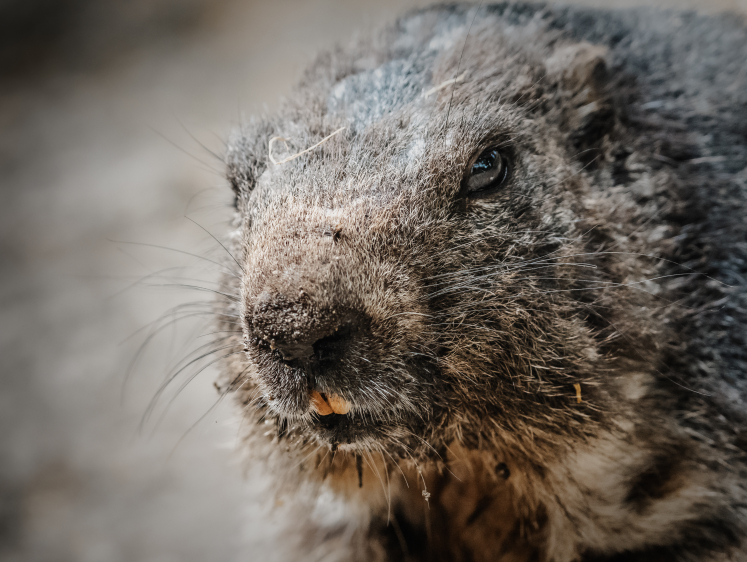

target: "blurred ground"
[1,0,745,561]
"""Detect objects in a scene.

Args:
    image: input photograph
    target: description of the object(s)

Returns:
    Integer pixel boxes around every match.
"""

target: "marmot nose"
[250,291,362,367]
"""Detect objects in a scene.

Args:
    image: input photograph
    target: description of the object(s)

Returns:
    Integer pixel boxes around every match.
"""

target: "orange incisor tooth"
[327,393,351,415]
[309,390,350,415]
[309,390,333,416]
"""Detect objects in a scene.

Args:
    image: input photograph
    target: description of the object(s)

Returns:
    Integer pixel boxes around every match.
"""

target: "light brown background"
[1,1,745,560]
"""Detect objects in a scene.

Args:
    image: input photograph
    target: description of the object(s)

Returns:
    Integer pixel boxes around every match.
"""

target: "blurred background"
[1,0,745,561]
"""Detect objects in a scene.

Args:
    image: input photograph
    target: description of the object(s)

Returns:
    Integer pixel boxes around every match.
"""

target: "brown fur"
[217,4,747,561]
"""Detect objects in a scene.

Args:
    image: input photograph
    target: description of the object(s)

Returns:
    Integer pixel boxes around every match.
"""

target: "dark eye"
[465,147,509,196]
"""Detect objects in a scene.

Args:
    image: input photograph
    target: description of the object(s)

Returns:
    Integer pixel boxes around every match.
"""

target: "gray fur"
[218,3,747,561]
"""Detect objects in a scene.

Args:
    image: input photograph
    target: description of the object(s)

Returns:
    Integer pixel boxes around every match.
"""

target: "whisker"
[145,282,240,302]
[142,346,243,429]
[109,239,240,278]
[184,216,245,275]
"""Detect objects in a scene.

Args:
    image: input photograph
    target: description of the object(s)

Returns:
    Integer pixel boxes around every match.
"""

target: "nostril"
[250,289,367,368]
[313,323,355,362]
[275,341,315,362]
[274,322,357,367]
[256,319,361,370]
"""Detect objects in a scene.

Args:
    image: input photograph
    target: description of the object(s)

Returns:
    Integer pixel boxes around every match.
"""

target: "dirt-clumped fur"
[217,3,747,561]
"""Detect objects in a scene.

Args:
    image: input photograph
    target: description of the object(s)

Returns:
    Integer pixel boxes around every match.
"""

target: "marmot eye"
[465,147,509,196]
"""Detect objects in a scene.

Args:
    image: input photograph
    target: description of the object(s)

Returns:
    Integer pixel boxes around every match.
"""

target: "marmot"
[217,4,747,561]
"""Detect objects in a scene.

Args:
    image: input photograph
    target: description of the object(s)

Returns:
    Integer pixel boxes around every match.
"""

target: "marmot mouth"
[312,411,384,446]
[308,389,372,444]
[305,388,391,445]
[309,389,351,415]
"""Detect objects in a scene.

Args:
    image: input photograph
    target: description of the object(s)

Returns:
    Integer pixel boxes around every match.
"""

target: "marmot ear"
[225,119,273,206]
[545,42,615,160]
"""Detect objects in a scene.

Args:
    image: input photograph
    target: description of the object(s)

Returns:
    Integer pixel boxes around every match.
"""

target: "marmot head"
[221,8,656,462]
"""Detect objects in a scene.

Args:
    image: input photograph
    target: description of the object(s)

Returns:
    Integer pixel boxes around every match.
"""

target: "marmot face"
[226,15,628,458]
[218,5,747,560]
